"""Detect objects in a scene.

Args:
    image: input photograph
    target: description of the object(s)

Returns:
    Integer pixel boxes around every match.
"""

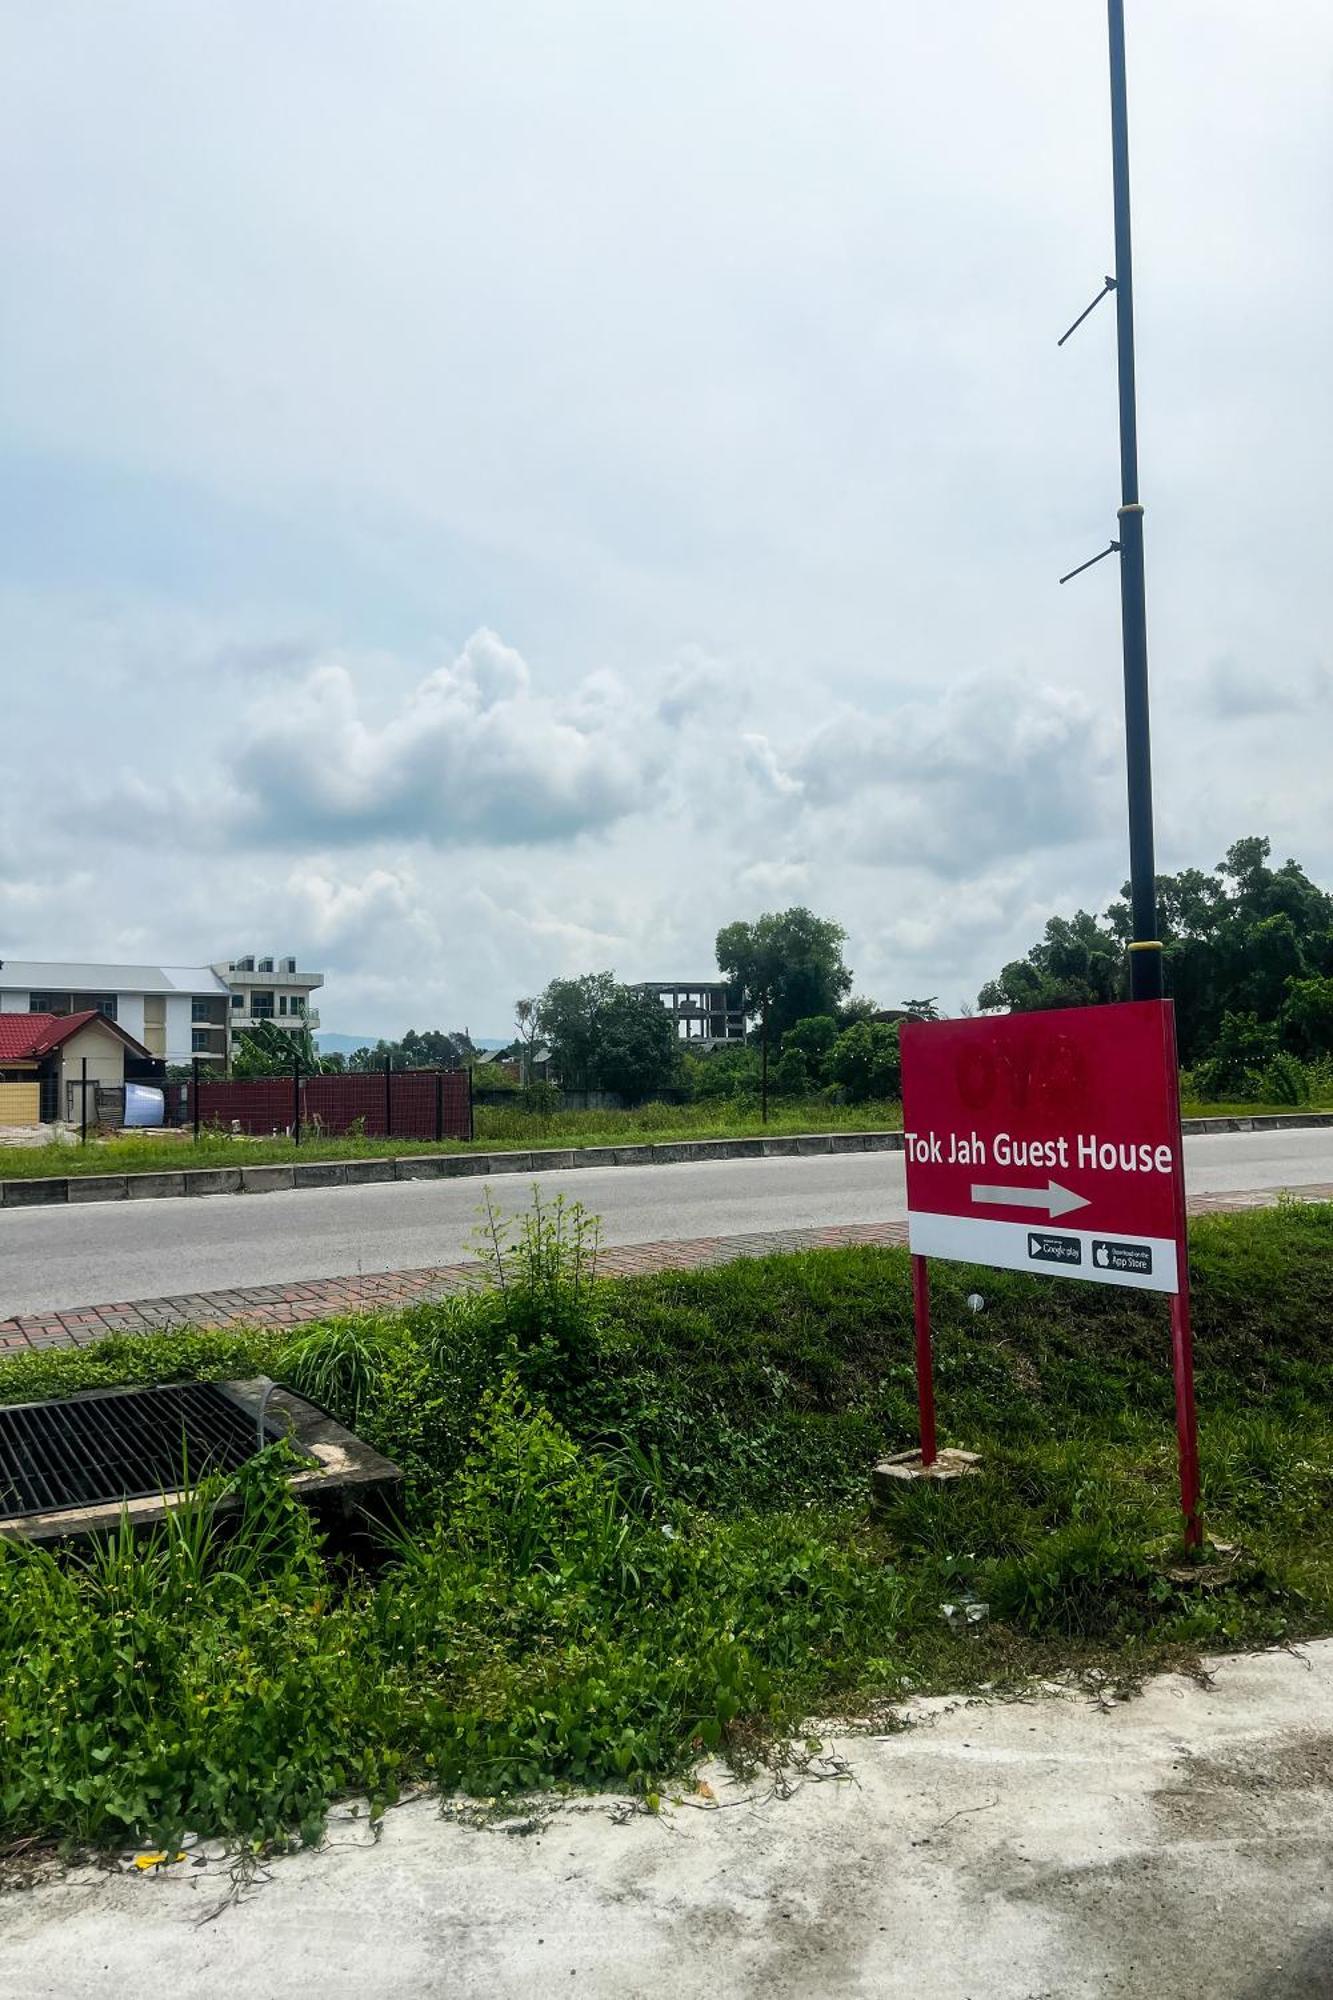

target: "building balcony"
[233,1010,319,1033]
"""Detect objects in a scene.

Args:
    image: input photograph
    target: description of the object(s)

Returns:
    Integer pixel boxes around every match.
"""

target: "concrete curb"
[1,1111,1331,1209]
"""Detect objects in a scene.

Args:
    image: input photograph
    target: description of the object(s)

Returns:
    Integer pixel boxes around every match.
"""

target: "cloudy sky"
[2,2,1330,1037]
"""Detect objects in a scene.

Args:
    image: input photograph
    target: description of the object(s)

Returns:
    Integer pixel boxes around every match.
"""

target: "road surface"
[0,1127,1329,1320]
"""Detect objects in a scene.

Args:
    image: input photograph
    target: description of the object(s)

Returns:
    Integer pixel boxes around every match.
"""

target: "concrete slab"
[239,1166,294,1195]
[872,1447,983,1501]
[343,1160,394,1185]
[7,1643,1333,1998]
[291,1162,347,1189]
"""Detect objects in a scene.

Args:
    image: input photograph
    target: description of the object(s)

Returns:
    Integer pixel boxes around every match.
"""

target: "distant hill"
[316,1031,507,1055]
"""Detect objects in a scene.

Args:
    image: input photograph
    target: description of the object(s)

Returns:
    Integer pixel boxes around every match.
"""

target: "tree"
[1191,1011,1278,1097]
[534,973,619,1093]
[827,1021,902,1103]
[981,837,1333,1072]
[594,987,681,1102]
[231,1019,322,1077]
[514,998,541,1085]
[901,997,941,1020]
[346,1028,473,1072]
[1280,976,1333,1059]
[977,911,1123,1016]
[715,908,853,1042]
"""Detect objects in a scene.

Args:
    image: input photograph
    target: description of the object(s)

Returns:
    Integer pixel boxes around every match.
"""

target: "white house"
[0,961,231,1066]
[215,955,323,1039]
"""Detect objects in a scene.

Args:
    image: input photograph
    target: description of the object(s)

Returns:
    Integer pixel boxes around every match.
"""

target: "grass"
[1179,1095,1333,1119]
[2,1083,1329,1182]
[0,1097,904,1180]
[2,1196,1333,1856]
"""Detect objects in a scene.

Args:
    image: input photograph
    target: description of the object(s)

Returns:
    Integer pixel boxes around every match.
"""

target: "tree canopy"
[331,1028,475,1073]
[535,973,680,1102]
[715,907,853,1041]
[230,1019,323,1077]
[977,837,1333,1070]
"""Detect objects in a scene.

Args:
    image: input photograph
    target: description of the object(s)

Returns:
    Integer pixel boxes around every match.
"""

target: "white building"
[0,961,231,1065]
[215,956,323,1038]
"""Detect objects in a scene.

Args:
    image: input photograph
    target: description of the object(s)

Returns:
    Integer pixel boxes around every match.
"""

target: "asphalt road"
[1,1128,1330,1320]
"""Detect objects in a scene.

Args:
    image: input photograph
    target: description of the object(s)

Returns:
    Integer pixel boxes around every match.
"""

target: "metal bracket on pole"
[1057,275,1116,347]
[1059,540,1120,585]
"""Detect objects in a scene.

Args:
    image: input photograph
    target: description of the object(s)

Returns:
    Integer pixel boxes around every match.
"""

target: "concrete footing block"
[2,1176,68,1205]
[872,1449,982,1505]
[240,1165,295,1194]
[125,1173,187,1200]
[344,1159,394,1184]
[292,1162,347,1188]
[67,1176,129,1203]
[528,1150,577,1172]
[183,1168,243,1197]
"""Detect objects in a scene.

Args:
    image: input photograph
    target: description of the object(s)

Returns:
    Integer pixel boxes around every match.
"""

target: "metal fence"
[188,1066,472,1143]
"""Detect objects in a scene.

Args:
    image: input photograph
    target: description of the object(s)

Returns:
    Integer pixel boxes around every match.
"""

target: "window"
[192,999,214,1023]
[192,1029,213,1052]
[279,995,288,1015]
[250,991,275,1019]
[231,992,243,1008]
[31,992,116,1020]
[291,997,306,1017]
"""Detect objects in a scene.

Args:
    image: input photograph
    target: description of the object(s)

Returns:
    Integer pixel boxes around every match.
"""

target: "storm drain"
[0,1381,304,1521]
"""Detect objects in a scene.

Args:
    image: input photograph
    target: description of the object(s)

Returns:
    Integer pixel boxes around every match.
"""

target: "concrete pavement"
[5,1640,1333,1998]
[1,1129,1331,1322]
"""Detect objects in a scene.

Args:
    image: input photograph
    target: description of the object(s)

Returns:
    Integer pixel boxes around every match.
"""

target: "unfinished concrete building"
[636,982,748,1047]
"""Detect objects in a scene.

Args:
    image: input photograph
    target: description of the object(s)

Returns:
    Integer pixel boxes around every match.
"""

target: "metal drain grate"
[0,1382,302,1520]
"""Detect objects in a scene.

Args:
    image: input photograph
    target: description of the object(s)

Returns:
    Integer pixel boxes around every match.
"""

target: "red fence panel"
[197,1078,298,1134]
[195,1069,472,1141]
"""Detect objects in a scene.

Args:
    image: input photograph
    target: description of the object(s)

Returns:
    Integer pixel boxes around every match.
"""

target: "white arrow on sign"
[969,1180,1091,1219]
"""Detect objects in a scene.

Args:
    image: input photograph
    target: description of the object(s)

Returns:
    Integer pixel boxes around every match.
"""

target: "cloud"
[784,673,1116,877]
[1201,654,1331,720]
[225,630,657,850]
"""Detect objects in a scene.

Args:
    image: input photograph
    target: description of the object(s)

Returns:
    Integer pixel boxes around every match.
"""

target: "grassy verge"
[0,1098,903,1180]
[3,1086,1330,1182]
[3,1198,1332,1855]
[1180,1096,1333,1120]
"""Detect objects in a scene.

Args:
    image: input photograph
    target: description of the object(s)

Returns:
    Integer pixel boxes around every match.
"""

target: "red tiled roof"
[0,1011,152,1062]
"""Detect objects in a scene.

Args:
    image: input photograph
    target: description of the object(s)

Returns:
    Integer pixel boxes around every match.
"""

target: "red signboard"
[900,1000,1186,1294]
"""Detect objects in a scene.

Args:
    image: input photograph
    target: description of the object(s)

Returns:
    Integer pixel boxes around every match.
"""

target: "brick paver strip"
[2,1186,1330,1355]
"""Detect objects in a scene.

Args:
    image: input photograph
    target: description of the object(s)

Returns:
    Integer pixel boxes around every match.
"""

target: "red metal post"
[911,1254,937,1467]
[1170,1281,1202,1548]
[1162,1000,1202,1547]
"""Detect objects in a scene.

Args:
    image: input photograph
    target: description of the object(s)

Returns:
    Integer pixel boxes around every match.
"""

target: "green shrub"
[1258,1052,1311,1105]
